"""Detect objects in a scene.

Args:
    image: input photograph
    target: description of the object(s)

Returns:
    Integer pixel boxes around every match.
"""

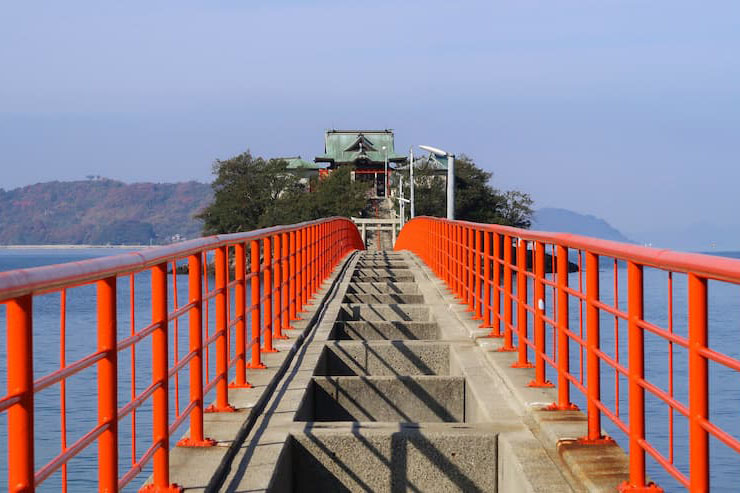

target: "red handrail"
[396,216,740,492]
[1,217,364,492]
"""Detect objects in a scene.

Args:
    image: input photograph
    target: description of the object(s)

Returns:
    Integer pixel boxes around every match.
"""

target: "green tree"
[196,152,298,234]
[259,166,371,226]
[198,151,372,234]
[409,155,533,228]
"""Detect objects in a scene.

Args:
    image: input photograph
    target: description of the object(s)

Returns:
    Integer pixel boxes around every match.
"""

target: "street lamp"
[419,145,455,220]
[409,146,415,218]
[381,145,388,198]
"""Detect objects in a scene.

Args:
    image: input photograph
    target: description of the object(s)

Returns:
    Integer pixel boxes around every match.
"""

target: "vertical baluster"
[688,273,709,491]
[531,241,551,385]
[97,276,118,491]
[231,243,250,388]
[151,263,171,488]
[626,261,646,488]
[513,239,533,368]
[263,236,276,353]
[7,295,34,493]
[248,240,266,370]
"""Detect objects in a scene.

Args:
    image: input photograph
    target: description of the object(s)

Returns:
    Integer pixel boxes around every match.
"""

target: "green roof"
[280,157,321,170]
[315,130,407,165]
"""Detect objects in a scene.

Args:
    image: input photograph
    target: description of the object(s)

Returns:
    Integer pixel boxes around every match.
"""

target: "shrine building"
[314,129,407,198]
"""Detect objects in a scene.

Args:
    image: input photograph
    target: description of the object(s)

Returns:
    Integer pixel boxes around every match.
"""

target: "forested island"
[0,179,211,245]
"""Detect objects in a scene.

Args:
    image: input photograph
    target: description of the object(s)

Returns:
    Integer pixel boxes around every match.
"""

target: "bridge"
[1,216,738,491]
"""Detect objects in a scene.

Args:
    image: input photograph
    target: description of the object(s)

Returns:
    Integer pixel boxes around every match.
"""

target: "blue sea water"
[0,248,739,491]
[0,248,227,492]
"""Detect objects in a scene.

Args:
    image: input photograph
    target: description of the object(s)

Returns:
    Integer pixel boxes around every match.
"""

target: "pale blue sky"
[1,1,738,237]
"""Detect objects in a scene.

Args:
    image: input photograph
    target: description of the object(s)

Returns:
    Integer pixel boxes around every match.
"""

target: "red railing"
[0,217,363,492]
[396,217,740,492]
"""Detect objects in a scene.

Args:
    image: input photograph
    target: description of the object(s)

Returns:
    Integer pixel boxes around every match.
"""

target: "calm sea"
[0,248,739,491]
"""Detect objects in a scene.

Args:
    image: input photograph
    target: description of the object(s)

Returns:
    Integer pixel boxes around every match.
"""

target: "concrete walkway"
[167,251,630,492]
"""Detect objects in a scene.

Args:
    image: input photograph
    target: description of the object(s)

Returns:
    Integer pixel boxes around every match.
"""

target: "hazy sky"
[1,1,738,236]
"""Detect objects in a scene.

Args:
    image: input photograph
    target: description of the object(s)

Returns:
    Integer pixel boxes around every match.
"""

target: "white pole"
[410,147,415,218]
[384,147,388,198]
[447,154,455,220]
[399,176,404,228]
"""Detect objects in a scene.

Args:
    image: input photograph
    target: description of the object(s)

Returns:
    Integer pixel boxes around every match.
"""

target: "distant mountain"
[0,179,212,245]
[532,208,633,243]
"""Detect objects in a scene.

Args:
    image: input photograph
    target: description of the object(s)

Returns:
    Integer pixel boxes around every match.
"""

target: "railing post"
[230,243,250,388]
[455,225,465,303]
[248,240,266,369]
[480,230,493,329]
[178,253,217,446]
[513,239,534,368]
[207,247,235,412]
[300,228,308,308]
[273,235,287,340]
[262,236,276,353]
[585,252,603,441]
[464,227,472,309]
[491,232,502,337]
[549,245,577,409]
[529,241,552,386]
[688,273,709,492]
[473,229,482,320]
[7,295,34,493]
[282,232,292,330]
[627,261,646,488]
[499,234,516,351]
[151,262,172,489]
[311,224,319,296]
[97,276,118,492]
[289,230,297,321]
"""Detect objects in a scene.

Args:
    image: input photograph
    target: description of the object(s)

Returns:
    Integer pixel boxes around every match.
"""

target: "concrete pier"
[166,250,631,491]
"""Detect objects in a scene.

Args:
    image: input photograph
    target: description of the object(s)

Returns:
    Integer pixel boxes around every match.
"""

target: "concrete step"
[353,268,413,277]
[347,281,419,295]
[271,424,497,493]
[314,341,450,376]
[295,376,466,423]
[331,321,440,340]
[337,304,432,322]
[355,261,408,269]
[342,293,425,304]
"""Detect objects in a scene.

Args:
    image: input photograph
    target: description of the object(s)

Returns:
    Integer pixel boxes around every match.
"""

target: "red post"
[473,229,482,320]
[273,235,287,340]
[248,240,266,369]
[262,236,276,353]
[688,273,709,492]
[301,228,308,307]
[289,231,297,321]
[151,263,172,488]
[7,295,34,493]
[466,227,474,309]
[491,232,502,337]
[215,248,233,411]
[282,232,292,329]
[513,239,533,368]
[585,252,603,441]
[550,245,577,409]
[480,230,493,328]
[529,241,552,386]
[499,235,516,351]
[97,276,118,491]
[178,253,217,446]
[231,243,250,387]
[627,261,646,488]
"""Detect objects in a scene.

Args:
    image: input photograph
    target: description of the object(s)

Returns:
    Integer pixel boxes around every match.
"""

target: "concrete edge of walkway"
[404,251,632,492]
[160,251,359,492]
